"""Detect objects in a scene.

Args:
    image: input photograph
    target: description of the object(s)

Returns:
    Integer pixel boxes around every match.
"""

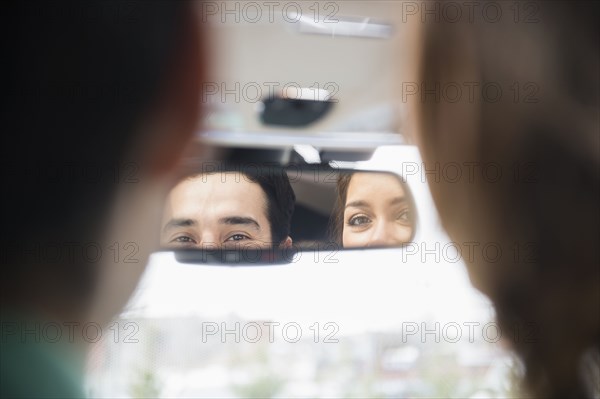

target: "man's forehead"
[186,171,248,184]
[176,173,262,196]
[166,174,268,221]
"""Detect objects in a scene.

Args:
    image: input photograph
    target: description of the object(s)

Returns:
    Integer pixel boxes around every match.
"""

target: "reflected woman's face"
[342,173,413,248]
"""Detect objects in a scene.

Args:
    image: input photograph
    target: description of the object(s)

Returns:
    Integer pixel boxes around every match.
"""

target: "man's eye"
[348,215,371,226]
[226,234,250,242]
[171,236,196,244]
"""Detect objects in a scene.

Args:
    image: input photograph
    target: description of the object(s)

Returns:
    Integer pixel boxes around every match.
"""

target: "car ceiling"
[203,1,411,137]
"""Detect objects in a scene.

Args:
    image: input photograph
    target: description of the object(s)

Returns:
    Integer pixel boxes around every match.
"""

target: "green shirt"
[1,315,86,398]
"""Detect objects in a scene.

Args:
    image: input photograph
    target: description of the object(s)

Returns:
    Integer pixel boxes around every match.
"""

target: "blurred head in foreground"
[331,172,414,248]
[161,171,295,249]
[411,1,599,397]
[1,1,204,395]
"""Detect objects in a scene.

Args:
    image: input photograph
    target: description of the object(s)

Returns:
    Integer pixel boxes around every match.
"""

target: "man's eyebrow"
[345,200,370,209]
[163,218,196,232]
[219,216,261,230]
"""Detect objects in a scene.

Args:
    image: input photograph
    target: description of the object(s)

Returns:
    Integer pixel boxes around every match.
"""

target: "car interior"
[81,2,591,399]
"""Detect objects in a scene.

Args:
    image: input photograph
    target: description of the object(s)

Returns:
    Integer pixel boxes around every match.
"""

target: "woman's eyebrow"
[389,196,407,206]
[345,200,370,209]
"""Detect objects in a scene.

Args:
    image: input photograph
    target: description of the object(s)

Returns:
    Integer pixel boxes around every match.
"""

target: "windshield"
[85,251,517,398]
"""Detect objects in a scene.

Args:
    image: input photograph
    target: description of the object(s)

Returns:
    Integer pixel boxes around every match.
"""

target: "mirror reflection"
[160,166,415,251]
[161,169,295,250]
[331,172,414,248]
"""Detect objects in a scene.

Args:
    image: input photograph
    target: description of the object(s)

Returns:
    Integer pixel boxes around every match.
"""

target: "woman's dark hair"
[415,2,599,397]
[329,174,352,246]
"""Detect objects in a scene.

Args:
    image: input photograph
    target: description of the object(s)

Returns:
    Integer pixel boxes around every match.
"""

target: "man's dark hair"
[1,1,195,311]
[243,168,296,246]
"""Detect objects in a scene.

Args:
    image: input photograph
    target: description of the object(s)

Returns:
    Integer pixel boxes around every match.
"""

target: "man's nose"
[366,221,397,248]
[198,232,219,249]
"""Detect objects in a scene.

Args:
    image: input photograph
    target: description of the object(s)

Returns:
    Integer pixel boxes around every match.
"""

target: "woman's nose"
[366,221,397,247]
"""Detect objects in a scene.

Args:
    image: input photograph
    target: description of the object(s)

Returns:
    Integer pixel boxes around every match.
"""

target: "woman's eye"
[171,236,196,244]
[396,210,411,223]
[226,234,250,242]
[348,215,371,226]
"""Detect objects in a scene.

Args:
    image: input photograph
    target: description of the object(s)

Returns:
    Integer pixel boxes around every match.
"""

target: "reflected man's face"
[161,173,273,249]
[342,173,413,248]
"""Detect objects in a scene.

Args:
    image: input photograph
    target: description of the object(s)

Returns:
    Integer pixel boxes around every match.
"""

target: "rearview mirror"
[160,163,416,263]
